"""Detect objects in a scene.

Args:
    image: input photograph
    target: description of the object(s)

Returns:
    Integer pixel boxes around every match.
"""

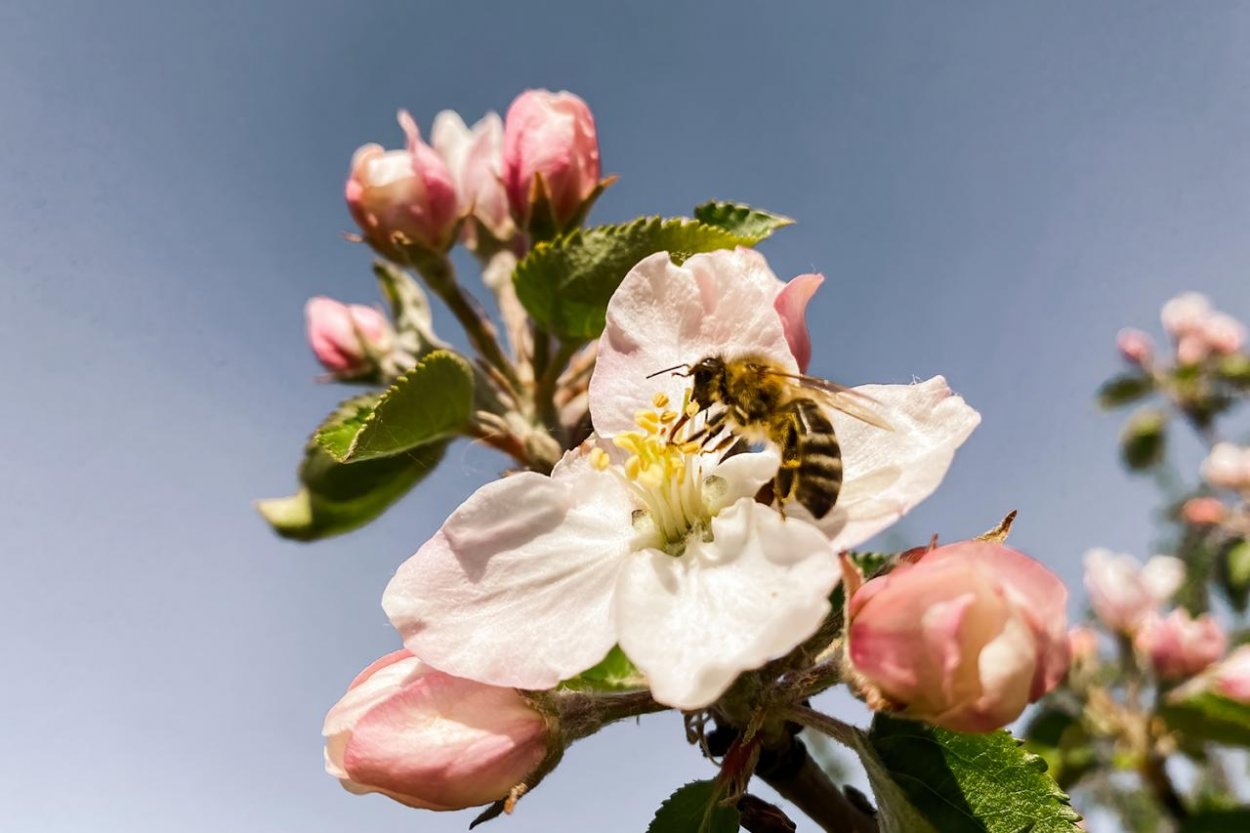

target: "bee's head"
[646,356,725,403]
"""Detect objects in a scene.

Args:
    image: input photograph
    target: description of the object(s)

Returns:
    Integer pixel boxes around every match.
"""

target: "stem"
[783,704,859,748]
[415,256,522,391]
[758,734,877,833]
[534,339,581,434]
[1140,752,1188,822]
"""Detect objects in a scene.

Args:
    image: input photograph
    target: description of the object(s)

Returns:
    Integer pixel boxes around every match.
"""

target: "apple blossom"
[1202,442,1250,493]
[1161,292,1212,339]
[845,541,1070,733]
[1116,328,1154,366]
[305,296,394,377]
[346,111,459,260]
[1211,646,1250,702]
[503,89,601,232]
[432,110,515,247]
[384,249,978,710]
[1136,609,1226,680]
[774,273,824,373]
[1200,311,1246,356]
[1068,626,1099,665]
[1180,496,1227,526]
[1083,549,1184,633]
[323,650,550,810]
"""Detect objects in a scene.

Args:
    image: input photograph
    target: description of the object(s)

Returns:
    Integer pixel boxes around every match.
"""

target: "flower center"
[590,391,723,555]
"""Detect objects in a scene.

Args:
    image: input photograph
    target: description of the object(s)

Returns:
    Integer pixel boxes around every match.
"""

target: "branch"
[757,734,878,833]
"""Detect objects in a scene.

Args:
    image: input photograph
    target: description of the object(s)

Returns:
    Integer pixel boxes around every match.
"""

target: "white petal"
[382,446,634,690]
[705,447,781,512]
[614,499,836,709]
[589,250,797,437]
[431,110,472,183]
[815,376,980,550]
[1141,555,1185,602]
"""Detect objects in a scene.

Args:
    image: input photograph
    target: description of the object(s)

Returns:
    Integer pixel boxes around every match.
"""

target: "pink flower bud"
[503,89,601,231]
[1176,333,1211,366]
[1202,443,1250,492]
[433,110,515,247]
[1161,292,1212,338]
[846,541,1070,733]
[1201,311,1247,356]
[323,650,550,810]
[305,297,393,376]
[1136,610,1226,680]
[1083,549,1183,633]
[1116,328,1154,366]
[346,111,459,259]
[1068,626,1099,665]
[1181,496,1227,526]
[774,273,823,372]
[1212,645,1250,701]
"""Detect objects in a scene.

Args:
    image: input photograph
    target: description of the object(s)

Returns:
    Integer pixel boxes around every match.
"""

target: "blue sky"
[4,2,1250,831]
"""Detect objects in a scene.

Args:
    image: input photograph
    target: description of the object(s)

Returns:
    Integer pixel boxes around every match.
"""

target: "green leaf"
[1218,538,1250,614]
[646,780,740,833]
[1120,408,1168,471]
[693,201,794,242]
[1182,808,1250,832]
[559,646,646,692]
[1161,692,1250,748]
[514,216,769,341]
[1022,707,1096,790]
[258,395,448,541]
[1217,354,1250,386]
[316,350,473,463]
[1097,372,1155,409]
[855,714,1082,833]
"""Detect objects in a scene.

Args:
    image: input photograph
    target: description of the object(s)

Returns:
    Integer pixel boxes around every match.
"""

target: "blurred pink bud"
[1116,328,1154,366]
[1201,311,1247,356]
[305,297,393,375]
[1212,646,1250,701]
[1161,292,1212,338]
[1181,496,1227,526]
[847,541,1069,733]
[1083,549,1183,633]
[323,650,550,810]
[1202,443,1250,492]
[1136,609,1226,680]
[432,110,515,246]
[1068,626,1099,665]
[346,111,459,258]
[503,89,601,231]
[1176,333,1211,366]
[774,273,823,372]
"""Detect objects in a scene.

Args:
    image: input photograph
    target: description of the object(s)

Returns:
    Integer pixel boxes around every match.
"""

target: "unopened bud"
[1116,328,1154,366]
[1136,609,1226,680]
[1212,645,1250,702]
[1181,496,1227,526]
[305,297,394,377]
[1083,549,1183,633]
[1202,443,1250,493]
[1161,292,1212,338]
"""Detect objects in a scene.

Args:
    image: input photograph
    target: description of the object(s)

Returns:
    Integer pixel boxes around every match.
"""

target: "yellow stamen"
[652,392,670,409]
[589,447,610,471]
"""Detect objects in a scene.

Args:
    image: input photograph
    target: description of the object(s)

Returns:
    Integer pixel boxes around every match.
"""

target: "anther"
[652,392,670,409]
[589,447,610,471]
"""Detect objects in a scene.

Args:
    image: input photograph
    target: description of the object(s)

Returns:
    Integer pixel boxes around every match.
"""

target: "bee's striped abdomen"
[775,397,843,519]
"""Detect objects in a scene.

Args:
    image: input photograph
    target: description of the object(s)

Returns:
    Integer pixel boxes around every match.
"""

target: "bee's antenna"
[646,363,689,379]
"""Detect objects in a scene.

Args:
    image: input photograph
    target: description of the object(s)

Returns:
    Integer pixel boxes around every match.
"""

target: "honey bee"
[653,354,893,519]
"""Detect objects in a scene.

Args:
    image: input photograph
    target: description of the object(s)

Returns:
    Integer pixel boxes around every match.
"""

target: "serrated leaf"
[855,714,1083,833]
[693,201,794,242]
[514,216,765,341]
[258,396,448,541]
[646,780,740,833]
[1161,691,1250,748]
[1097,373,1154,409]
[559,646,646,692]
[317,350,473,463]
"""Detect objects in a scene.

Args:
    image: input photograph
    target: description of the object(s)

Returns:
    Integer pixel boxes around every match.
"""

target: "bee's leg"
[686,408,728,448]
[773,409,803,518]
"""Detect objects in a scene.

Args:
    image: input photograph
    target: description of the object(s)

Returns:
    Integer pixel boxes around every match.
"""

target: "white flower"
[1202,442,1250,493]
[383,249,979,710]
[1083,549,1184,633]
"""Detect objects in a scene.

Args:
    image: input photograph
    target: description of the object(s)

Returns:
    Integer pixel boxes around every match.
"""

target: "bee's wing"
[765,370,896,432]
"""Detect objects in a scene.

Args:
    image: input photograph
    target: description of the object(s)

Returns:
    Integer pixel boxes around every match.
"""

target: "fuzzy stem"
[758,734,878,833]
[783,704,860,749]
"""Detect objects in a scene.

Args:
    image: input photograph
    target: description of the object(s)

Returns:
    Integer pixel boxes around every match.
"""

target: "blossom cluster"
[269,87,1078,826]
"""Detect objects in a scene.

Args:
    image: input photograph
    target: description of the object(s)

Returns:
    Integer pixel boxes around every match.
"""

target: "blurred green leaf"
[1218,538,1250,614]
[855,715,1082,833]
[1161,692,1250,749]
[1217,354,1250,386]
[1120,408,1168,471]
[1022,707,1097,790]
[1181,808,1250,832]
[316,350,473,463]
[1097,372,1155,409]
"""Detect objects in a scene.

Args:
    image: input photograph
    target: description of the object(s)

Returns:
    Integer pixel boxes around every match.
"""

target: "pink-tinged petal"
[347,649,415,691]
[382,446,633,690]
[1214,646,1250,701]
[774,273,824,372]
[812,376,980,549]
[343,672,548,810]
[940,611,1037,733]
[613,499,836,709]
[589,250,796,437]
[323,654,428,779]
[503,89,600,228]
[924,542,1070,698]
